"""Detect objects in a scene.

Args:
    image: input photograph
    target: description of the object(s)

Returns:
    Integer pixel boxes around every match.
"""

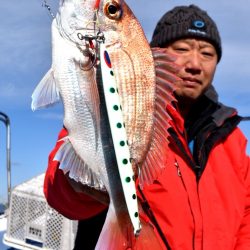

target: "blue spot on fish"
[104,50,112,68]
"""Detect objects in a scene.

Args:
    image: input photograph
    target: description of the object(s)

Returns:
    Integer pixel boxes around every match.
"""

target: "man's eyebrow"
[199,41,215,48]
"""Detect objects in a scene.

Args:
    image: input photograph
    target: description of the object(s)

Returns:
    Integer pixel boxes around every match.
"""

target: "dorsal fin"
[139,48,181,188]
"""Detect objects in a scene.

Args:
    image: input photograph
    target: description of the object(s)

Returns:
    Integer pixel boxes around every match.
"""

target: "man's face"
[166,38,218,102]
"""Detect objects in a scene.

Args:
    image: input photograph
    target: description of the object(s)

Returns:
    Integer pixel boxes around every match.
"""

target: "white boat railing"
[0,111,11,209]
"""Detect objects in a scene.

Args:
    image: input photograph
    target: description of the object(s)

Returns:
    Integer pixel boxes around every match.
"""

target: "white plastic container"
[3,174,77,250]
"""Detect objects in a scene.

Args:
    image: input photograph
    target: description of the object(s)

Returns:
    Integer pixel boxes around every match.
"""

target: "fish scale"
[106,40,156,163]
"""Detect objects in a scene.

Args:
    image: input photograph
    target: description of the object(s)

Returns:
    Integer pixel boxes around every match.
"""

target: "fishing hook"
[77,40,97,71]
[77,31,105,71]
[79,50,97,71]
[72,8,105,71]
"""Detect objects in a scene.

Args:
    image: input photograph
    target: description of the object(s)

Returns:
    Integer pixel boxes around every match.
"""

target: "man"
[142,4,250,249]
[44,5,250,249]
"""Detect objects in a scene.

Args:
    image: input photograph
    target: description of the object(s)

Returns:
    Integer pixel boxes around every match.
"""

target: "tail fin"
[95,204,163,250]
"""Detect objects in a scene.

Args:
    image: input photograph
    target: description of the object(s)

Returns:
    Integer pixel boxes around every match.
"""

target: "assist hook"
[77,31,105,71]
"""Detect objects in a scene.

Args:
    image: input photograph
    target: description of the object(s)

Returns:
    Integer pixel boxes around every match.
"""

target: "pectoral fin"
[31,68,60,111]
[55,138,106,191]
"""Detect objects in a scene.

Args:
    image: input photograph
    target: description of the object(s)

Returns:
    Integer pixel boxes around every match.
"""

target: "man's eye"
[174,47,188,52]
[202,51,214,57]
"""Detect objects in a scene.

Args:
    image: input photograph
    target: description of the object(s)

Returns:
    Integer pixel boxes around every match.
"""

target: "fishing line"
[42,0,55,19]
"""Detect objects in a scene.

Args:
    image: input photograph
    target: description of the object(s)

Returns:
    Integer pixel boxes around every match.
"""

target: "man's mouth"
[181,77,202,87]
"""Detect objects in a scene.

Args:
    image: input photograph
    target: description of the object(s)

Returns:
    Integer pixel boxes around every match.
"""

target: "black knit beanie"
[150,5,222,62]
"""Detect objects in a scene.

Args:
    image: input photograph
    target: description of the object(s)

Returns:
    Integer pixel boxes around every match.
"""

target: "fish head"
[56,0,144,51]
[96,1,143,47]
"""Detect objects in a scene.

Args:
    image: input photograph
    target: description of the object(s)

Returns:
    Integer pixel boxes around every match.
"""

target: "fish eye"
[104,1,122,20]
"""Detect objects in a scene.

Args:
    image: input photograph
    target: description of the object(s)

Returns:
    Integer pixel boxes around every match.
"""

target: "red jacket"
[44,124,250,250]
[141,126,250,250]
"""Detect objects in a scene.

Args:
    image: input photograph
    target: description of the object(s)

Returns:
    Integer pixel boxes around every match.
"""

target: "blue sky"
[0,0,249,202]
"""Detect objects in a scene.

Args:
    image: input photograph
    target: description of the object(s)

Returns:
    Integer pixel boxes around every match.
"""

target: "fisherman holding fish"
[37,3,250,250]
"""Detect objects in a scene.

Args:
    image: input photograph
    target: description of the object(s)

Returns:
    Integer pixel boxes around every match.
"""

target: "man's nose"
[185,51,202,73]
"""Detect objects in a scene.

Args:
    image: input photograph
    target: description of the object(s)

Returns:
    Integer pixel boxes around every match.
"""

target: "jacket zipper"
[175,158,204,250]
[175,160,182,177]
